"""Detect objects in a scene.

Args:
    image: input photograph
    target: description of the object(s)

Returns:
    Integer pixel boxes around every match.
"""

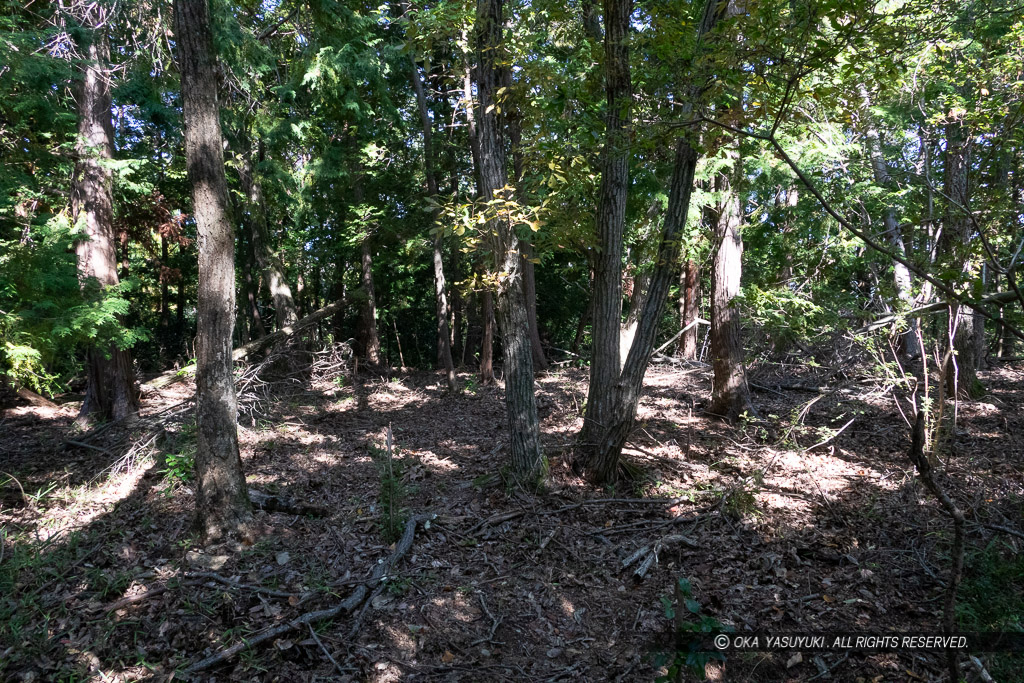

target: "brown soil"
[1,362,1022,682]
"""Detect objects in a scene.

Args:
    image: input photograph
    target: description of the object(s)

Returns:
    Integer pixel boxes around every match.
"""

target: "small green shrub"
[654,578,732,682]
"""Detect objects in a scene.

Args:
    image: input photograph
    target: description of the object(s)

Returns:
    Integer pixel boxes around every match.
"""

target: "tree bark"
[242,228,267,342]
[862,92,920,359]
[174,0,253,542]
[358,236,382,364]
[708,145,753,422]
[410,56,458,392]
[239,147,298,331]
[476,0,543,483]
[71,5,139,424]
[578,0,631,465]
[678,259,699,359]
[943,118,983,398]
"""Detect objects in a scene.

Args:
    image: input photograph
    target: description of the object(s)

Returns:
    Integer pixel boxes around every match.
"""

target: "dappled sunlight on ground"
[2,364,1023,680]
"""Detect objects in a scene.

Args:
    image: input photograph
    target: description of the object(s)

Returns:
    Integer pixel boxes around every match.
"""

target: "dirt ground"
[1,359,1022,682]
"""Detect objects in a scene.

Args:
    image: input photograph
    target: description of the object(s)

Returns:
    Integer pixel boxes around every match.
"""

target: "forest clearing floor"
[2,360,1023,682]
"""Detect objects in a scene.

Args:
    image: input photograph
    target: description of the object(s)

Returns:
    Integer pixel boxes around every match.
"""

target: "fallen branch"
[102,571,305,612]
[621,533,699,580]
[146,298,347,390]
[248,489,329,517]
[854,294,1015,334]
[652,318,710,356]
[185,513,432,674]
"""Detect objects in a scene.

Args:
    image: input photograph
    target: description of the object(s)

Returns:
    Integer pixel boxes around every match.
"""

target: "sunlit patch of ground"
[1,364,1023,680]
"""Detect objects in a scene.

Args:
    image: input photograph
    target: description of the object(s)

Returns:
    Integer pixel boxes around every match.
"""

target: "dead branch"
[185,513,432,674]
[908,410,965,683]
[621,533,699,580]
[146,298,347,390]
[248,489,329,517]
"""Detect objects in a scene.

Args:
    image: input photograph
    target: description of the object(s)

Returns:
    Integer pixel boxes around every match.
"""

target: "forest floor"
[1,357,1023,682]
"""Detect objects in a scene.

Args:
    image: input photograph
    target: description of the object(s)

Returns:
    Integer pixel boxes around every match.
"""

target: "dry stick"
[908,411,965,683]
[103,573,303,612]
[185,514,431,674]
[308,622,346,677]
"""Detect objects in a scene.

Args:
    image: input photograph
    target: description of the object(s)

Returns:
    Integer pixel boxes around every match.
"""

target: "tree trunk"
[243,229,267,341]
[410,56,458,392]
[358,236,382,364]
[943,119,983,398]
[678,259,699,359]
[175,0,253,542]
[578,0,631,464]
[71,5,139,423]
[476,0,543,483]
[239,147,298,331]
[862,93,919,359]
[708,146,753,422]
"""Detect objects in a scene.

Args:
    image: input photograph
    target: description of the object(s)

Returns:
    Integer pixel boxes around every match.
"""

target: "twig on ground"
[470,592,504,647]
[308,622,346,676]
[185,513,432,674]
[807,653,849,681]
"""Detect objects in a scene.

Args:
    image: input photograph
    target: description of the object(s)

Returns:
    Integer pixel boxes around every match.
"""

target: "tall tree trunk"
[71,5,139,423]
[578,0,631,464]
[476,0,543,483]
[862,93,920,359]
[410,56,458,392]
[943,118,983,398]
[358,236,382,364]
[175,0,253,542]
[239,147,298,331]
[708,146,753,421]
[501,67,549,373]
[678,259,699,359]
[243,229,267,341]
[575,0,727,480]
[479,290,495,381]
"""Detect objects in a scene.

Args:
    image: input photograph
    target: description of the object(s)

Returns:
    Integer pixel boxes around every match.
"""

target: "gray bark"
[578,0,631,468]
[410,56,458,392]
[476,0,543,483]
[175,0,253,542]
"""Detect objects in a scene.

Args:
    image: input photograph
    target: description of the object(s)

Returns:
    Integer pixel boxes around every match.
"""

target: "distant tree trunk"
[175,0,252,542]
[862,93,919,359]
[578,0,631,467]
[502,66,548,374]
[943,118,983,398]
[358,236,382,364]
[708,146,753,422]
[239,147,298,331]
[476,0,543,482]
[581,0,603,43]
[465,291,480,368]
[159,236,171,333]
[71,4,139,423]
[452,284,465,364]
[330,264,346,341]
[678,259,699,359]
[410,56,458,392]
[242,230,266,342]
[620,267,648,369]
